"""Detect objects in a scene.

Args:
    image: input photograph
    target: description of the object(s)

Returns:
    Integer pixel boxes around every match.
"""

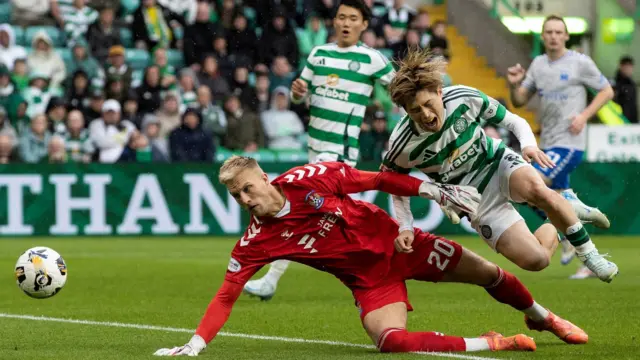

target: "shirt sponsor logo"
[227,257,241,272]
[315,86,350,101]
[326,74,340,86]
[442,143,481,182]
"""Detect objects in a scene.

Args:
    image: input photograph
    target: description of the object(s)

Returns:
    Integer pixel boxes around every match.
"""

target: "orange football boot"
[525,311,588,344]
[481,331,536,351]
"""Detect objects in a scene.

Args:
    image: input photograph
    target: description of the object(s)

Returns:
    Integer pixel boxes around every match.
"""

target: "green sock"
[565,224,590,247]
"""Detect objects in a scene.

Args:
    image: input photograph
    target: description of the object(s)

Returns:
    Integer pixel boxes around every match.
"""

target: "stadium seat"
[131,69,143,88]
[56,47,72,65]
[12,26,24,46]
[125,48,150,70]
[0,2,11,23]
[379,48,393,60]
[215,147,234,162]
[243,149,276,162]
[25,26,64,47]
[120,0,139,16]
[276,150,308,163]
[120,28,133,48]
[166,49,184,69]
[173,26,183,40]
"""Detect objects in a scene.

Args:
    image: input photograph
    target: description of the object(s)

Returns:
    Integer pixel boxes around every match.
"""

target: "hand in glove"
[419,182,481,223]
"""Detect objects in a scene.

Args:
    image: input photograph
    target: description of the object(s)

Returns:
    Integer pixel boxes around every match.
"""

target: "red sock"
[377,328,466,353]
[484,267,534,311]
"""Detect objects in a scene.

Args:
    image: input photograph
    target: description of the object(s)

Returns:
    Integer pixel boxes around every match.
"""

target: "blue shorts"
[533,147,584,190]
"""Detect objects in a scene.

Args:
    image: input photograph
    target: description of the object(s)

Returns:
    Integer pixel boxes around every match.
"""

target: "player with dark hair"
[154,156,587,356]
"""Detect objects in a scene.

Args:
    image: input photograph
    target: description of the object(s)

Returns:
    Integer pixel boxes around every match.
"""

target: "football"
[15,247,67,299]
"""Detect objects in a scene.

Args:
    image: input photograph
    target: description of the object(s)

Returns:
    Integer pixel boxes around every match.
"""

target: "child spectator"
[19,113,51,163]
[11,59,29,92]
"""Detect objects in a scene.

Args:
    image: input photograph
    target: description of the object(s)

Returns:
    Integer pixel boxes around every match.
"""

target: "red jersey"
[225,162,422,289]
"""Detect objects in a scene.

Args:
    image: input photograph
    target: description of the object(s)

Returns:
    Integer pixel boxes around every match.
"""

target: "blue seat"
[125,48,150,70]
[12,26,25,46]
[25,26,64,47]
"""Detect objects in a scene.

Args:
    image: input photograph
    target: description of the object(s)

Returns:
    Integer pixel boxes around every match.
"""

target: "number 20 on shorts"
[427,239,456,271]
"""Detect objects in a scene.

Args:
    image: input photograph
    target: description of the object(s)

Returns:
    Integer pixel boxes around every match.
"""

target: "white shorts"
[308,149,357,168]
[472,148,530,250]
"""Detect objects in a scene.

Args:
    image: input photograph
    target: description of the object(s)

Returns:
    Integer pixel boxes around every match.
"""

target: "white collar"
[274,199,291,218]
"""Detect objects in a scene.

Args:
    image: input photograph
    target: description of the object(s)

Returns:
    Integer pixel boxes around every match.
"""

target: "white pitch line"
[0,313,502,360]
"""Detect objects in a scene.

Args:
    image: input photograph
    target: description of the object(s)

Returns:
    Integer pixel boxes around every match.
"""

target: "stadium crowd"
[0,0,452,165]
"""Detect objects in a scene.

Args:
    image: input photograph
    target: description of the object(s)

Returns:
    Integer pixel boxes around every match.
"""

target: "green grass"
[0,236,639,360]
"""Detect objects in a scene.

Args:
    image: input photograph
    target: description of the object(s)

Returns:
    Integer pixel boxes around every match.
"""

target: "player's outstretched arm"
[154,280,244,356]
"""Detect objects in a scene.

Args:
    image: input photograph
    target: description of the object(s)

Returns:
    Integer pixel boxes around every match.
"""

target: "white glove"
[154,335,206,357]
[419,182,481,222]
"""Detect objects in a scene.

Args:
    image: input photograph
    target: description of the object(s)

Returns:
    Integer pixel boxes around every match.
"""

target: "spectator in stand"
[46,135,68,163]
[0,64,19,113]
[156,91,182,139]
[86,7,122,64]
[361,29,378,48]
[230,64,255,109]
[157,0,197,25]
[383,0,416,45]
[391,28,421,59]
[359,108,389,162]
[363,0,387,45]
[19,113,51,163]
[61,0,99,45]
[194,85,226,144]
[132,0,184,50]
[27,31,66,89]
[249,71,271,114]
[123,90,143,128]
[223,93,264,152]
[105,46,133,96]
[88,99,136,163]
[141,113,169,160]
[261,87,304,150]
[11,0,52,27]
[23,73,52,119]
[227,11,257,66]
[256,0,297,28]
[198,54,230,102]
[169,108,214,162]
[136,65,164,115]
[269,56,295,92]
[46,97,68,134]
[11,59,29,92]
[298,14,328,62]
[117,131,154,162]
[428,20,449,58]
[0,106,17,152]
[152,47,178,90]
[257,6,300,69]
[212,32,233,79]
[5,94,29,135]
[0,24,27,71]
[0,134,14,163]
[413,8,431,48]
[66,39,104,86]
[105,74,127,104]
[66,70,90,112]
[61,109,93,163]
[613,56,638,124]
[178,68,199,111]
[182,1,217,70]
[217,0,238,30]
[84,88,105,122]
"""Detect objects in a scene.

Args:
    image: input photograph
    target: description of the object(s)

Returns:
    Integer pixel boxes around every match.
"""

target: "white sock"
[522,301,549,322]
[464,338,490,352]
[264,260,290,285]
[560,239,573,252]
[575,240,595,255]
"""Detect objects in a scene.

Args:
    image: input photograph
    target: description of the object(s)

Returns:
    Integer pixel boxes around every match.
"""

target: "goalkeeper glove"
[419,182,481,222]
[154,335,206,357]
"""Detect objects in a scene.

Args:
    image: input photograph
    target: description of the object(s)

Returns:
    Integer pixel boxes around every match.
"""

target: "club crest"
[305,190,325,210]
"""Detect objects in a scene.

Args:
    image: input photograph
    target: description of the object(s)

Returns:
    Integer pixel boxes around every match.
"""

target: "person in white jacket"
[0,24,28,70]
[88,99,137,163]
[260,86,305,150]
[26,31,66,89]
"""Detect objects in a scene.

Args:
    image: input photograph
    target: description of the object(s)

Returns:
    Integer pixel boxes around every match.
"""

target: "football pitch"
[1,236,638,360]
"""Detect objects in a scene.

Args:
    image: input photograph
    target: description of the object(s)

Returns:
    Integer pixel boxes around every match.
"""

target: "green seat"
[166,49,184,69]
[131,69,143,88]
[242,149,276,162]
[125,48,150,70]
[120,28,133,48]
[0,3,11,24]
[173,26,183,40]
[379,48,393,60]
[276,150,308,163]
[215,147,234,162]
[56,47,73,66]
[25,26,64,47]
[12,26,25,46]
[120,0,139,16]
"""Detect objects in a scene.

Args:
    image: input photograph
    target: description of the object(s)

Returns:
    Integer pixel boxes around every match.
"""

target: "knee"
[377,328,408,353]
[516,250,550,272]
[525,181,555,208]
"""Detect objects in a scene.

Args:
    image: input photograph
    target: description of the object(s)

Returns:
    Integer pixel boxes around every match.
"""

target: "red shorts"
[352,229,463,320]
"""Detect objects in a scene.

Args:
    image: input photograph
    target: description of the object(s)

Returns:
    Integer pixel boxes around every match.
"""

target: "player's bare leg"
[509,166,618,282]
[440,247,588,344]
[493,220,556,271]
[362,302,535,353]
[243,260,290,300]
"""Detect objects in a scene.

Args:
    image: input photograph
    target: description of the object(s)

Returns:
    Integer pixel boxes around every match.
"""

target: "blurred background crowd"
[0,0,457,165]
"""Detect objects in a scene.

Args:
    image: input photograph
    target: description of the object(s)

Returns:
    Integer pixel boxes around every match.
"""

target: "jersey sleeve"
[224,220,270,285]
[578,54,608,91]
[521,58,538,92]
[300,47,318,85]
[371,50,395,86]
[381,116,413,174]
[464,89,509,125]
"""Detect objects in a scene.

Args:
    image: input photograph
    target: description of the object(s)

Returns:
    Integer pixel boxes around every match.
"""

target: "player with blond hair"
[383,48,618,283]
[155,155,588,356]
